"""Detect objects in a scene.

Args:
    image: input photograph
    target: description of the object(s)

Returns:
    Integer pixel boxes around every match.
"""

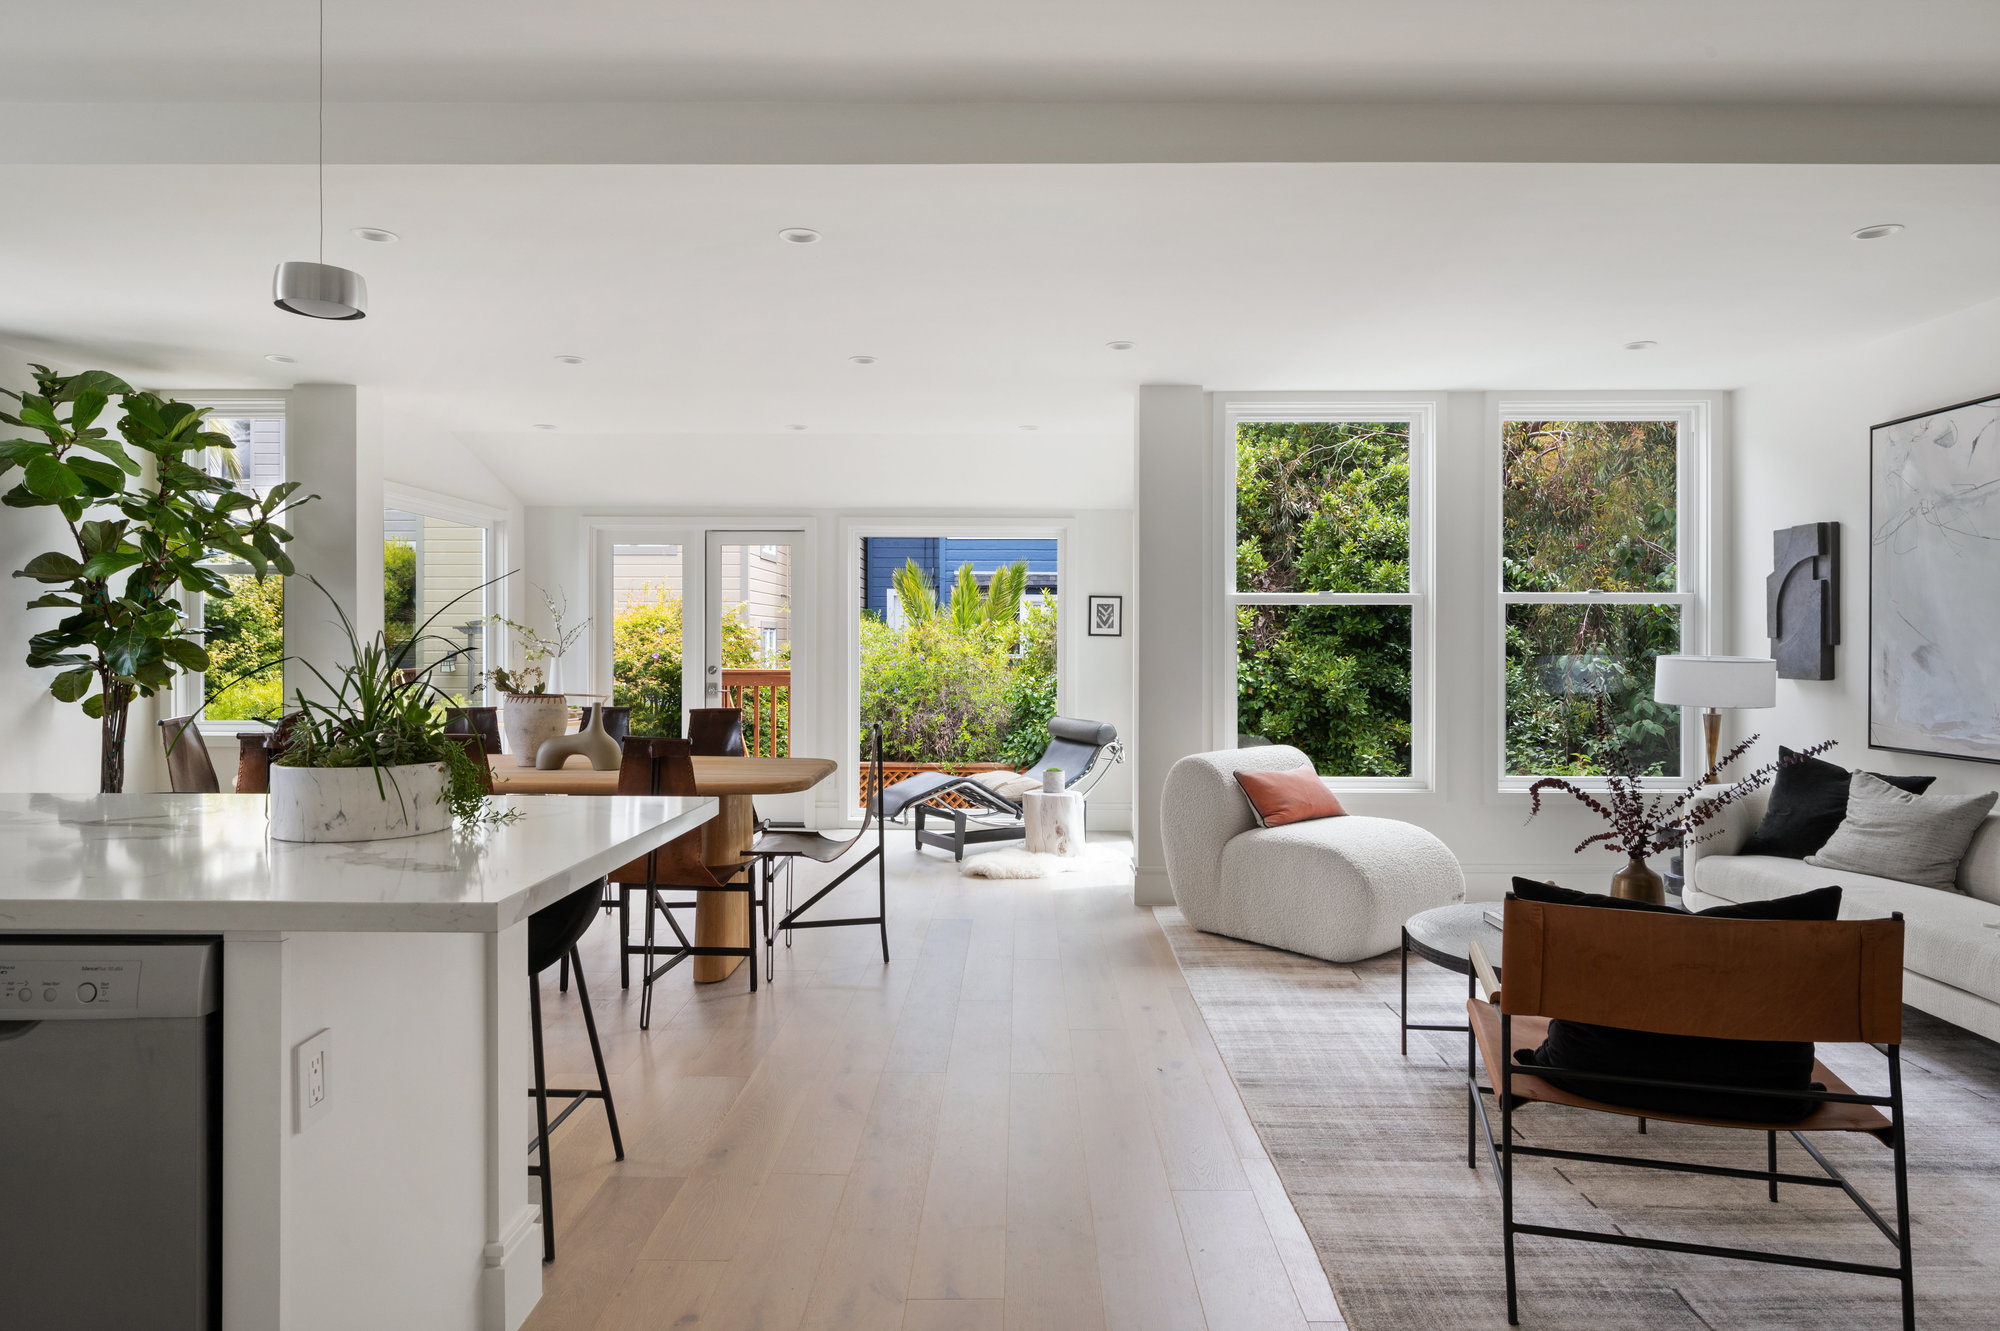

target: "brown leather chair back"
[1499,899,1904,1045]
[688,707,746,757]
[609,737,716,887]
[159,716,221,794]
[444,706,503,755]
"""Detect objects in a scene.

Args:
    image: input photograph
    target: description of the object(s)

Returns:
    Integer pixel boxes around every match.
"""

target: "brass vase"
[1610,855,1665,905]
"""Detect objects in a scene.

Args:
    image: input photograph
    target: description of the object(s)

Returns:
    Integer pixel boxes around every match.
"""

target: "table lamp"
[1653,655,1778,777]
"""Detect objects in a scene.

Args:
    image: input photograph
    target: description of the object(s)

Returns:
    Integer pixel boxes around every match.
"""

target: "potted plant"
[269,580,511,842]
[486,584,587,767]
[3,365,312,792]
[1527,695,1830,903]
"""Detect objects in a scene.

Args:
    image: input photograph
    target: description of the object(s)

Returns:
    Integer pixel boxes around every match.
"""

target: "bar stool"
[527,879,623,1263]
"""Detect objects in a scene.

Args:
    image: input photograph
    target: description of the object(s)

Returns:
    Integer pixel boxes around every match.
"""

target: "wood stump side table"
[1023,790,1085,856]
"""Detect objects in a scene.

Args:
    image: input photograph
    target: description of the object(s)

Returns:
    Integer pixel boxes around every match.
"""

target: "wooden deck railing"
[860,761,1018,810]
[720,668,790,757]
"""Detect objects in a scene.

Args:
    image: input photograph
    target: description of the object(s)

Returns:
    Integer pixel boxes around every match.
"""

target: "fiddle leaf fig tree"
[2,364,314,793]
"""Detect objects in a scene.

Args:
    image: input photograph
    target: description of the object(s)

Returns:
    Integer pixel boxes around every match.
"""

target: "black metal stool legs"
[528,977,556,1263]
[570,948,623,1159]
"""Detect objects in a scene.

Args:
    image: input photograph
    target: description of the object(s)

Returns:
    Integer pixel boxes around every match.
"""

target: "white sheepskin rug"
[958,845,1126,879]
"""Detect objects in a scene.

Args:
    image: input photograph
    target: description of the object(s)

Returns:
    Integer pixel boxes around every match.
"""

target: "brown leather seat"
[1468,900,1914,1328]
[159,716,221,794]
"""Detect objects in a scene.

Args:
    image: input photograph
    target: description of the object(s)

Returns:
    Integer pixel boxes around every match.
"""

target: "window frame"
[1213,394,1438,793]
[1489,397,1711,793]
[383,483,511,708]
[175,396,290,735]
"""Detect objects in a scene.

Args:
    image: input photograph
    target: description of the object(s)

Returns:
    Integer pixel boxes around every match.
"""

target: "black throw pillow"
[1504,879,1842,1121]
[1740,748,1936,859]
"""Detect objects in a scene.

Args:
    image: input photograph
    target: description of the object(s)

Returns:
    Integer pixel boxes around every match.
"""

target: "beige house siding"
[613,545,684,611]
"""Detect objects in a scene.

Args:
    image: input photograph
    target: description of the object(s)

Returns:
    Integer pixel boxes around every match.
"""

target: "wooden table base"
[696,792,757,983]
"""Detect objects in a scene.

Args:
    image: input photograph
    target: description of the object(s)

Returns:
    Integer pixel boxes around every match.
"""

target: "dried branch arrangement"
[1527,694,1832,858]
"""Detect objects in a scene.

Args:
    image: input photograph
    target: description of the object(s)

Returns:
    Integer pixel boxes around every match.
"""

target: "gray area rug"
[1155,907,2000,1330]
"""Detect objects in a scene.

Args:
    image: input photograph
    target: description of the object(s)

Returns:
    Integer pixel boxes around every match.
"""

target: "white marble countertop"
[0,792,716,934]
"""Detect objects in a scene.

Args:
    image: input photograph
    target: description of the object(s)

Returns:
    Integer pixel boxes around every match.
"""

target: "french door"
[704,532,801,821]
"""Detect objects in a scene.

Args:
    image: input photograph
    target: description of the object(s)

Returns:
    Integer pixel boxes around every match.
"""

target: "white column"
[284,384,385,699]
[1133,384,1212,906]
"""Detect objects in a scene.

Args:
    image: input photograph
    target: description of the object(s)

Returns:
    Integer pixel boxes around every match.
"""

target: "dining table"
[493,753,839,982]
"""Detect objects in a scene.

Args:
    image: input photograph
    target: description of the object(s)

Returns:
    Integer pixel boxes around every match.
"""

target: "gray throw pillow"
[1806,772,1998,891]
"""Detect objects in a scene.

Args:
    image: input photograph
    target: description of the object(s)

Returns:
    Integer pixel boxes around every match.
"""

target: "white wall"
[1728,292,2000,795]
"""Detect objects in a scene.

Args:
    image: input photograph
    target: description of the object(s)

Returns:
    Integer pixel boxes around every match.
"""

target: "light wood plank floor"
[521,835,1345,1331]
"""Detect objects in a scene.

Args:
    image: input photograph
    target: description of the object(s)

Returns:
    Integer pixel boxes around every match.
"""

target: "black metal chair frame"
[753,724,890,978]
[527,891,624,1264]
[635,867,765,1028]
[1465,927,1915,1330]
[885,719,1122,861]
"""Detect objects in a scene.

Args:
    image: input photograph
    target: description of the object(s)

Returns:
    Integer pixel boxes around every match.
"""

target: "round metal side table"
[1400,902,1504,1057]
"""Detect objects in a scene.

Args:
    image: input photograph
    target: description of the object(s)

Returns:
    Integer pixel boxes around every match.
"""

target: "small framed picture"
[1087,594,1123,637]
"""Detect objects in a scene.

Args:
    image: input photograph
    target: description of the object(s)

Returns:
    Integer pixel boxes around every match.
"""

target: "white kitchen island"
[0,790,715,1331]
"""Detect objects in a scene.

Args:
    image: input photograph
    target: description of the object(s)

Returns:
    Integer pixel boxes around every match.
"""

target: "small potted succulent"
[268,580,510,842]
[486,584,587,767]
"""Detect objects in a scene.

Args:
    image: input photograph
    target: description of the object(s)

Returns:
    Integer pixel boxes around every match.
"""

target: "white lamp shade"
[1653,655,1777,709]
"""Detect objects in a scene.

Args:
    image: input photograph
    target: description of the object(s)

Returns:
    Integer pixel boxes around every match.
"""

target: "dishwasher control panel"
[0,960,142,1016]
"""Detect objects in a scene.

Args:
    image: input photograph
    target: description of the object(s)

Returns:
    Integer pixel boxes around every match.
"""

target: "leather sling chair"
[1466,898,1912,1329]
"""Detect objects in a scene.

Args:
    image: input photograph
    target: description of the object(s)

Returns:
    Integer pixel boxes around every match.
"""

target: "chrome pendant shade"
[272,260,367,320]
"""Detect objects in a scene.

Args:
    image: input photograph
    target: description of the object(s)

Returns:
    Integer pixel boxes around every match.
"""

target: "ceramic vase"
[1042,767,1065,793]
[269,761,449,842]
[501,693,567,767]
[1610,854,1666,905]
[535,705,621,771]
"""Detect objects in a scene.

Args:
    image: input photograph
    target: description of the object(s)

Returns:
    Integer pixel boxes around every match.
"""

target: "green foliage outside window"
[609,584,769,739]
[1234,422,1413,776]
[1502,420,1681,776]
[202,572,284,721]
[383,540,416,664]
[859,571,1056,768]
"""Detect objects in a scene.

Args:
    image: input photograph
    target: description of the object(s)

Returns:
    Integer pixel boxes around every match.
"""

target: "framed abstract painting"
[1870,390,2000,762]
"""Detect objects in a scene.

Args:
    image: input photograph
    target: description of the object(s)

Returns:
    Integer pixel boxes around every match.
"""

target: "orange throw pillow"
[1234,766,1347,828]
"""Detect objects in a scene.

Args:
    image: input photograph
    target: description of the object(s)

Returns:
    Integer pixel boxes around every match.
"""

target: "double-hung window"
[1498,402,1705,785]
[186,405,288,725]
[1223,399,1434,787]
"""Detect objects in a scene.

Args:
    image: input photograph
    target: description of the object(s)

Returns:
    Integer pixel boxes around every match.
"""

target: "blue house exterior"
[863,537,1058,619]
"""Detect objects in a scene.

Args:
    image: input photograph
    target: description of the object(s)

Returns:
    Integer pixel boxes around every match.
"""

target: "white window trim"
[1211,394,1439,793]
[839,515,1075,826]
[385,482,511,707]
[1488,396,1713,793]
[174,395,288,734]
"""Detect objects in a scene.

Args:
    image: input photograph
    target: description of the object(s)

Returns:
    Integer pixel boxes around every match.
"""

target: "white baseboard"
[482,1204,544,1331]
[1134,865,1174,907]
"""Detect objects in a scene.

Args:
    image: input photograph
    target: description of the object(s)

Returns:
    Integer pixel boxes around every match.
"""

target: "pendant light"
[273,0,366,320]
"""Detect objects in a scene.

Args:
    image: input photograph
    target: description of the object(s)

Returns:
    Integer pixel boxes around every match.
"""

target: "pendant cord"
[317,0,325,264]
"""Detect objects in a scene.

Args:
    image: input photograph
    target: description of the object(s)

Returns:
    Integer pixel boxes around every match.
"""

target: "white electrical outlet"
[295,1028,332,1132]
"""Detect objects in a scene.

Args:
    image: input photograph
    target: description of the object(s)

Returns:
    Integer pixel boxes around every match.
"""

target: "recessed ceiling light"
[1624,340,1657,351]
[1019,424,1039,431]
[1105,340,1135,351]
[553,354,585,365]
[848,355,877,365]
[531,423,557,431]
[788,424,807,431]
[1852,223,1905,241]
[352,227,399,244]
[264,353,297,364]
[778,228,821,245]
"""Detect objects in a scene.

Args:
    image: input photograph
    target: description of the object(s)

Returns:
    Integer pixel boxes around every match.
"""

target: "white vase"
[501,693,568,767]
[1042,767,1066,793]
[269,761,450,843]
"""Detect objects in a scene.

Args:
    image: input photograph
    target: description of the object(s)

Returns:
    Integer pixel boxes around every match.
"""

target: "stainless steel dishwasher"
[0,938,221,1330]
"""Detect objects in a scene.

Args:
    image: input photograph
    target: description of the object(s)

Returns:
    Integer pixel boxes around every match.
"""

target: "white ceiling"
[5,160,2000,437]
[13,1,2000,105]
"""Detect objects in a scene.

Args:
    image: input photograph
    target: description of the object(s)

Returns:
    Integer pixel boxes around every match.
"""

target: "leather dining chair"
[687,707,746,757]
[158,717,222,794]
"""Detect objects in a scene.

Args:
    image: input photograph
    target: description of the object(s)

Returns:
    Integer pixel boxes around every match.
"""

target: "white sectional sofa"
[1161,744,1465,963]
[1689,791,2000,1043]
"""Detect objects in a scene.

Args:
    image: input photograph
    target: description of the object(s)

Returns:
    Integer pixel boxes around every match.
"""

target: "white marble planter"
[269,762,450,843]
[501,693,567,767]
[1023,790,1086,857]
